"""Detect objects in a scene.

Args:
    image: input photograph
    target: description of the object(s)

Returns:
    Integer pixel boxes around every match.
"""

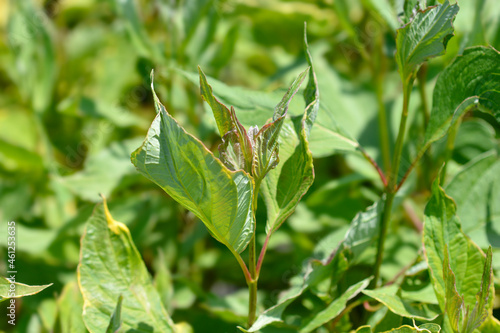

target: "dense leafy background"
[0,0,499,332]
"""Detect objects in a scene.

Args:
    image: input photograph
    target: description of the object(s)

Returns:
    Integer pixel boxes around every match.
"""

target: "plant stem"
[248,234,257,327]
[230,248,252,285]
[371,191,395,288]
[374,35,391,173]
[376,80,391,174]
[248,277,258,327]
[389,80,413,190]
[359,146,387,187]
[247,180,261,327]
[371,78,413,288]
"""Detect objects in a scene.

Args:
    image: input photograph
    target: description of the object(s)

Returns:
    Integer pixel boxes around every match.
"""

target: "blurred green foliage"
[0,0,499,332]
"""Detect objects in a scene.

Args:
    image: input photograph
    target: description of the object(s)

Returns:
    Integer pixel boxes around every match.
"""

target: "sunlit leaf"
[178,69,302,128]
[423,178,496,332]
[396,0,459,81]
[423,46,500,146]
[260,32,316,234]
[131,74,254,254]
[0,277,52,302]
[78,199,176,332]
[252,68,308,182]
[479,316,500,333]
[362,285,440,321]
[198,67,234,137]
[199,67,254,173]
[300,277,371,333]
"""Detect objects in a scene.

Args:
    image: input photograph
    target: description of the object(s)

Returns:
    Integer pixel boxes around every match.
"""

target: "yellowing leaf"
[78,199,176,332]
[0,277,51,301]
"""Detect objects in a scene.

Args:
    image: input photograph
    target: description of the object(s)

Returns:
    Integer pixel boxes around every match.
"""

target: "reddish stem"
[358,146,387,187]
[256,232,271,278]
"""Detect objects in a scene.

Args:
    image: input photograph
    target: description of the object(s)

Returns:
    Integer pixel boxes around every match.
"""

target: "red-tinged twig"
[256,232,271,278]
[358,146,388,187]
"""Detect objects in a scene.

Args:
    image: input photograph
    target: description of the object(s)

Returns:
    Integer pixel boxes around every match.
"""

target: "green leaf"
[252,68,309,182]
[198,66,234,137]
[78,199,176,332]
[303,28,319,136]
[218,119,254,173]
[131,74,254,254]
[106,295,123,333]
[362,285,440,321]
[446,152,500,249]
[199,67,254,173]
[239,284,308,332]
[400,0,425,25]
[341,200,384,259]
[424,46,500,146]
[179,69,292,127]
[461,247,493,333]
[396,0,459,81]
[480,316,500,332]
[307,81,362,157]
[442,246,494,333]
[300,277,371,333]
[452,119,497,164]
[260,118,314,234]
[181,58,369,161]
[259,29,317,233]
[260,89,315,233]
[199,65,308,181]
[423,178,496,332]
[0,277,52,302]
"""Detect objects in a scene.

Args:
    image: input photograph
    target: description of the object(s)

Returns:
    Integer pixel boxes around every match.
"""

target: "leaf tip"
[101,195,121,234]
[150,69,155,90]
